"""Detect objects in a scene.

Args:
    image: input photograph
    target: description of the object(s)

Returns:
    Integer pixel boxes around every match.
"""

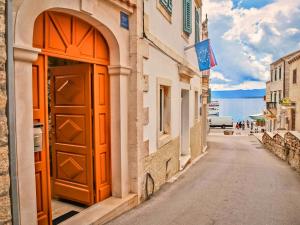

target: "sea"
[212,97,265,122]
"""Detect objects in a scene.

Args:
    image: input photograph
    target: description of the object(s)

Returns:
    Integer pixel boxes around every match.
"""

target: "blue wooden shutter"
[195,8,200,43]
[160,0,172,14]
[183,0,192,34]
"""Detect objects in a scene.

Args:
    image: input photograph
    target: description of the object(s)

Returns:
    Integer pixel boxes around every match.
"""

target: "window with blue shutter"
[183,0,192,35]
[195,8,200,43]
[160,0,172,14]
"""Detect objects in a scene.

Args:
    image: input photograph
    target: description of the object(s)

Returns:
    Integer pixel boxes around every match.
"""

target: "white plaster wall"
[144,0,200,68]
[143,45,202,154]
[143,47,181,154]
[142,0,203,154]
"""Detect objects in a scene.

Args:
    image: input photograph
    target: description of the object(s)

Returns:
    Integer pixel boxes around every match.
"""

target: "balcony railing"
[267,102,277,110]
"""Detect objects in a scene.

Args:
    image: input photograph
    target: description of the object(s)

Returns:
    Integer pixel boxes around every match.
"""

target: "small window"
[199,95,202,116]
[270,70,273,82]
[183,0,192,35]
[158,85,171,136]
[275,69,277,81]
[274,91,277,103]
[157,83,171,148]
[293,69,297,84]
[159,87,164,133]
[279,67,282,80]
[160,0,173,14]
[278,90,281,101]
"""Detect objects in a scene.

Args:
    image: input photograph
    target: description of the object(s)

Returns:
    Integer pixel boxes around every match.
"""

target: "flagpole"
[184,38,210,51]
[184,43,197,51]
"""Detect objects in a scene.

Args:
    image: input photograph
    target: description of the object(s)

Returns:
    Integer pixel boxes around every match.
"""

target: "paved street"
[107,132,300,225]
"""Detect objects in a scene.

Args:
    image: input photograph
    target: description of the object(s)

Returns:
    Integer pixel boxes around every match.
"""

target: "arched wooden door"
[32,11,111,224]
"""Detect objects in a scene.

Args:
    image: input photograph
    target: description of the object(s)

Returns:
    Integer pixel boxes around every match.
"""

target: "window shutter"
[195,8,200,43]
[183,0,192,34]
[160,0,172,14]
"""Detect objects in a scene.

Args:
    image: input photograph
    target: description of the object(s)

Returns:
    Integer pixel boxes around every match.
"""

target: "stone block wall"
[262,132,300,173]
[262,132,275,151]
[0,0,11,224]
[190,121,202,160]
[285,132,300,172]
[273,134,288,160]
[141,137,179,201]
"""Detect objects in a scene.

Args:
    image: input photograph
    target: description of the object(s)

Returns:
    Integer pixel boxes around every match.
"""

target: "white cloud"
[210,70,231,82]
[210,81,266,91]
[286,28,300,36]
[202,0,300,90]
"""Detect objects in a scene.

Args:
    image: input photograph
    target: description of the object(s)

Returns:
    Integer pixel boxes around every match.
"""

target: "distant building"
[286,52,300,131]
[265,50,300,132]
[208,101,220,117]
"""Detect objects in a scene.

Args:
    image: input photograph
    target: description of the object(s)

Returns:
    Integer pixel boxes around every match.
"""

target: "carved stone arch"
[14,1,123,66]
[33,11,110,64]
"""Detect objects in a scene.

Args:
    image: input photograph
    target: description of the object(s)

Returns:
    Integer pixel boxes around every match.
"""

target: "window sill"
[181,32,190,43]
[157,133,172,149]
[157,2,172,23]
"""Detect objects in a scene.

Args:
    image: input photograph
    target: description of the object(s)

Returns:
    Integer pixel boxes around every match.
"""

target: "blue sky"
[202,0,300,90]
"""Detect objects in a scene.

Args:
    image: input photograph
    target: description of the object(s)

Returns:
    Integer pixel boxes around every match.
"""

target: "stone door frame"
[179,83,191,169]
[12,1,132,224]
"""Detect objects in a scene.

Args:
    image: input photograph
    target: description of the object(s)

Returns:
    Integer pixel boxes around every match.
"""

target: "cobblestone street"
[107,132,300,225]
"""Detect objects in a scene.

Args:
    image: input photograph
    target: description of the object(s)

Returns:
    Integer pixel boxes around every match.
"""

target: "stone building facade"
[287,53,300,131]
[265,50,300,132]
[0,0,11,224]
[2,0,209,224]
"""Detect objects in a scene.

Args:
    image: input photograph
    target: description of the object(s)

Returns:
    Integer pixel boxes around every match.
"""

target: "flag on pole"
[195,39,217,71]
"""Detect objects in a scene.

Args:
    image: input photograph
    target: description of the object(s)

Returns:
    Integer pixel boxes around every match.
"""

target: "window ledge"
[181,32,190,43]
[157,1,172,23]
[158,134,172,149]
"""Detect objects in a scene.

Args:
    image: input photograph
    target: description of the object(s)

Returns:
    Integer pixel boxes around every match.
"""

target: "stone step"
[61,194,138,225]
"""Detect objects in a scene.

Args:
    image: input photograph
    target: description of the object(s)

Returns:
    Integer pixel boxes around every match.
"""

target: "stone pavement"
[106,132,300,225]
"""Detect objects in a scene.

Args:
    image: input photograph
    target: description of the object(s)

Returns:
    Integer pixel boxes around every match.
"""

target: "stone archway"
[13,1,131,224]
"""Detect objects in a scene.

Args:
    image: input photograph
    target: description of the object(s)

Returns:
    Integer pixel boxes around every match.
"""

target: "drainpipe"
[6,0,20,224]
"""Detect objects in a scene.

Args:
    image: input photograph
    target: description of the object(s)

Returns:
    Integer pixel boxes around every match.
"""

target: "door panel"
[50,64,94,205]
[33,55,52,225]
[93,65,111,202]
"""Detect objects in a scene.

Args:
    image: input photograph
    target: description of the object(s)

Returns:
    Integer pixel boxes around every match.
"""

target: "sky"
[202,0,300,90]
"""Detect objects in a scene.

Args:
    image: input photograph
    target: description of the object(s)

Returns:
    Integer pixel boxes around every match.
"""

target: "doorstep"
[61,194,138,225]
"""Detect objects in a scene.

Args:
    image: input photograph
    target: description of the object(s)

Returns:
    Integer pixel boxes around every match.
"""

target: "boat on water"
[208,101,220,117]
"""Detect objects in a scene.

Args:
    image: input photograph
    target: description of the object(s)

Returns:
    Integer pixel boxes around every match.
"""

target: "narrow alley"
[107,132,300,225]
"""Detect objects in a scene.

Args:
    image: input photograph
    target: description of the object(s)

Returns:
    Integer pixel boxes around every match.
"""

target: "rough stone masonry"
[0,0,12,224]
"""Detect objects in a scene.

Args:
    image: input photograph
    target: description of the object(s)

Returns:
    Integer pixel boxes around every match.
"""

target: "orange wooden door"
[50,63,94,205]
[93,65,111,202]
[33,55,52,225]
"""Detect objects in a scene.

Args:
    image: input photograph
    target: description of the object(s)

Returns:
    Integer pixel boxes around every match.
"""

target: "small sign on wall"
[120,12,129,30]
